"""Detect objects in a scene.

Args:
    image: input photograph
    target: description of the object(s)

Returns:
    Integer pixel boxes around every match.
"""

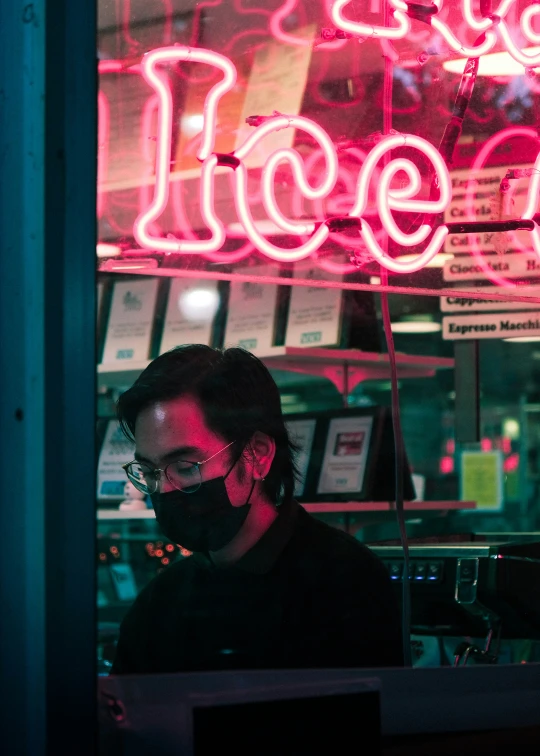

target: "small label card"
[97,420,135,500]
[160,278,218,353]
[102,278,159,364]
[286,418,317,497]
[224,266,280,356]
[286,263,343,348]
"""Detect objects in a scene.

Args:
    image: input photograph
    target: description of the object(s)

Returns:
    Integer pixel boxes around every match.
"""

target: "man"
[111,345,403,674]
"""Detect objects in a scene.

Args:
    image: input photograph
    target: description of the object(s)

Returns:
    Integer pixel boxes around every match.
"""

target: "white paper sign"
[445,165,533,256]
[443,253,540,282]
[97,420,135,500]
[233,26,314,168]
[109,563,139,602]
[286,264,343,347]
[160,278,218,353]
[102,278,159,364]
[286,418,317,497]
[317,416,373,495]
[224,266,280,356]
[441,286,540,312]
[442,311,540,340]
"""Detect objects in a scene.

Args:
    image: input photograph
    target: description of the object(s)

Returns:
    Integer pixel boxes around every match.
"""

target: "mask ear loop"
[222,446,258,507]
[223,448,244,480]
[244,478,257,507]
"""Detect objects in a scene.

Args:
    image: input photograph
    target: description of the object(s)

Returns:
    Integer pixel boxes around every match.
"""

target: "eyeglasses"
[122,441,235,495]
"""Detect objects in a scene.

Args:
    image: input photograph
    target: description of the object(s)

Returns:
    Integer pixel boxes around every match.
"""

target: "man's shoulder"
[290,507,387,573]
[133,554,198,603]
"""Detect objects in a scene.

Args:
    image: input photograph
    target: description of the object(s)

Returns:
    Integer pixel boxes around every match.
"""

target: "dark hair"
[117,345,299,504]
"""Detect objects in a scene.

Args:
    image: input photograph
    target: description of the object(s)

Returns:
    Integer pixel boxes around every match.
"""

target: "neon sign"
[331,1,540,66]
[132,45,540,274]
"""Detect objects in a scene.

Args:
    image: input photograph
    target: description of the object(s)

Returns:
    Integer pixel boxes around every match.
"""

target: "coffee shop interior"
[9,0,540,753]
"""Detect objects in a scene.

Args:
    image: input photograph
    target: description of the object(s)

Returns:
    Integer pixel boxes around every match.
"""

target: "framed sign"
[160,278,218,353]
[460,450,504,512]
[292,408,416,503]
[286,417,317,498]
[317,415,374,496]
[97,420,135,501]
[224,265,280,355]
[285,263,344,348]
[102,278,159,364]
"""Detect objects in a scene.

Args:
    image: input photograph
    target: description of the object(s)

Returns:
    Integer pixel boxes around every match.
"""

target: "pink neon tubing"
[351,134,451,273]
[134,46,236,254]
[270,0,347,50]
[233,115,337,261]
[97,91,110,219]
[139,95,160,237]
[331,0,410,40]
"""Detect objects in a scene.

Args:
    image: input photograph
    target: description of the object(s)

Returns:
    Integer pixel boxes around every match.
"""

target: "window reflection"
[97,0,540,674]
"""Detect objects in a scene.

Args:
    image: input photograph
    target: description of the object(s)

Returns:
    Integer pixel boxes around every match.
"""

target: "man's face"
[134,394,250,506]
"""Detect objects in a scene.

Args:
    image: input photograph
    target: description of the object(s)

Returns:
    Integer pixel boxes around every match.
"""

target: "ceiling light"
[502,418,520,440]
[228,220,316,237]
[181,113,205,135]
[178,287,220,322]
[97,242,121,258]
[443,47,540,77]
[502,336,540,343]
[391,321,442,333]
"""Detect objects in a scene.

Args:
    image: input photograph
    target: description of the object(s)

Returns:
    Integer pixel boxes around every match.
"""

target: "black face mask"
[150,462,255,553]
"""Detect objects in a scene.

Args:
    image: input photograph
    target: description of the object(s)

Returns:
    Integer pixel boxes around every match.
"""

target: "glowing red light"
[155,549,164,557]
[504,453,520,473]
[440,456,454,475]
[99,553,107,562]
[161,557,170,565]
[165,544,174,552]
[481,438,493,452]
[445,439,456,455]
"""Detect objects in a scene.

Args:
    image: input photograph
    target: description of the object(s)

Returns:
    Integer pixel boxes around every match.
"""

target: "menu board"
[160,278,218,353]
[224,266,280,355]
[286,418,317,497]
[102,278,159,364]
[286,263,343,348]
[317,416,373,496]
[97,420,135,500]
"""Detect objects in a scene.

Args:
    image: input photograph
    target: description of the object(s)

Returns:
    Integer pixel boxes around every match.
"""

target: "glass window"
[97,1,540,675]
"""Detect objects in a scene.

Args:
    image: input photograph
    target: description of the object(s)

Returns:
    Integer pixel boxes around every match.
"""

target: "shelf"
[98,509,155,519]
[97,501,475,521]
[98,347,454,392]
[302,501,475,514]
